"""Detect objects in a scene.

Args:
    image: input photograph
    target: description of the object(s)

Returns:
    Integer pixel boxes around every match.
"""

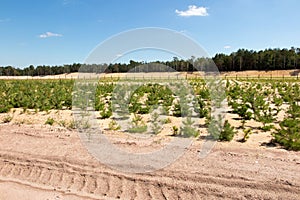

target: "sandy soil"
[0,114,299,200]
[0,73,300,199]
[0,69,299,80]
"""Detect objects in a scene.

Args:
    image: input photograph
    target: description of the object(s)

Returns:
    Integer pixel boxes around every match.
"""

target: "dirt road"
[0,124,299,200]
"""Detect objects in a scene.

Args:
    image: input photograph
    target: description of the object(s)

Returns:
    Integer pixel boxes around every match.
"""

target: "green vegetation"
[273,103,300,150]
[180,117,199,138]
[219,120,236,141]
[108,119,121,131]
[0,79,73,112]
[128,113,147,133]
[164,118,172,124]
[208,116,236,141]
[172,126,179,136]
[1,77,300,150]
[241,128,253,143]
[2,114,13,123]
[45,117,55,125]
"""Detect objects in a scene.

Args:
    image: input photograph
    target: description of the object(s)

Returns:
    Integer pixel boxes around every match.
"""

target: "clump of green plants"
[68,120,77,129]
[128,113,147,133]
[219,120,236,141]
[179,117,199,137]
[100,108,112,119]
[150,112,162,134]
[240,128,253,143]
[257,107,276,131]
[45,117,55,125]
[58,120,76,130]
[108,119,121,131]
[273,96,283,113]
[195,97,209,118]
[99,102,112,119]
[172,102,182,117]
[272,103,300,150]
[172,126,179,136]
[208,116,236,141]
[231,101,252,128]
[164,118,172,124]
[2,114,13,123]
[59,120,67,127]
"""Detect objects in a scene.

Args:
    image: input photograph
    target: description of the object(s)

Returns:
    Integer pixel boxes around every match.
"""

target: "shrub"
[208,117,236,141]
[100,108,112,119]
[3,115,13,123]
[108,119,121,130]
[179,117,199,137]
[219,120,236,141]
[150,112,161,134]
[172,126,179,136]
[0,103,11,113]
[273,118,300,151]
[272,102,300,150]
[172,102,181,117]
[195,97,208,118]
[261,124,274,131]
[45,117,55,125]
[128,113,147,133]
[257,112,276,131]
[231,102,252,121]
[240,128,253,143]
[59,120,66,127]
[164,118,171,124]
[68,120,76,129]
[137,106,150,114]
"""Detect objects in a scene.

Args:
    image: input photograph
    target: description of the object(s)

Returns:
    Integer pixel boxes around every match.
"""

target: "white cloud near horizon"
[224,45,231,49]
[175,5,208,17]
[39,32,63,38]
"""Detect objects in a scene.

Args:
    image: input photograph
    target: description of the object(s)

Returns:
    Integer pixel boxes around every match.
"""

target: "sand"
[0,72,300,199]
[0,110,299,199]
[0,69,299,80]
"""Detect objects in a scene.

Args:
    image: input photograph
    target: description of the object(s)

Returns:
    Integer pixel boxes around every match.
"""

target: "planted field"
[0,77,300,199]
[0,78,300,150]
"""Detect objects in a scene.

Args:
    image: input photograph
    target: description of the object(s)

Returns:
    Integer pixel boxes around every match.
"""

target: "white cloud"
[175,5,208,17]
[39,32,63,38]
[116,54,123,58]
[224,45,231,49]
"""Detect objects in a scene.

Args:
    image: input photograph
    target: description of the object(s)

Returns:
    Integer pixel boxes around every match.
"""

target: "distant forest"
[1,47,300,76]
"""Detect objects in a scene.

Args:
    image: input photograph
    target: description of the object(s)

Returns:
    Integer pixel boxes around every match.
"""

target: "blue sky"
[1,0,300,68]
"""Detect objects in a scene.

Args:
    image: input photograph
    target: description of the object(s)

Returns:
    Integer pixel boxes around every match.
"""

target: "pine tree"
[180,117,199,137]
[273,103,300,150]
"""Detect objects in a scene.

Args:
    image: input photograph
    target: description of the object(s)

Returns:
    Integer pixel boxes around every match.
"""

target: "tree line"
[1,47,300,76]
[214,47,300,71]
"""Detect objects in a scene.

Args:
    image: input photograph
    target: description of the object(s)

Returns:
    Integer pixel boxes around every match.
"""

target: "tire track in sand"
[0,150,299,200]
